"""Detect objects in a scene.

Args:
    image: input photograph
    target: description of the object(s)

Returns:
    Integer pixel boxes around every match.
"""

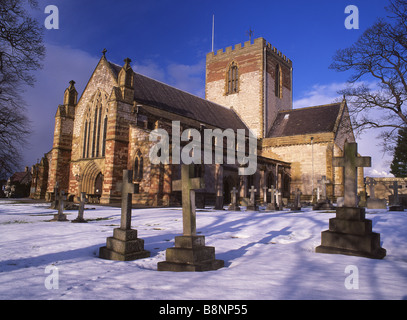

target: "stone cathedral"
[32,37,364,206]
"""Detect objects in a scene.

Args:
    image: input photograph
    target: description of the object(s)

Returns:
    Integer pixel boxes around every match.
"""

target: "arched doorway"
[81,161,103,202]
[95,172,103,196]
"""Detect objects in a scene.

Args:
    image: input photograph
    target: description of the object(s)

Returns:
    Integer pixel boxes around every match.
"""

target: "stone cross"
[318,176,330,200]
[366,178,377,199]
[120,170,138,230]
[51,190,68,221]
[52,182,59,209]
[262,186,268,205]
[389,181,402,205]
[248,186,257,205]
[73,192,88,223]
[172,164,205,236]
[268,186,275,206]
[230,187,239,206]
[333,142,371,207]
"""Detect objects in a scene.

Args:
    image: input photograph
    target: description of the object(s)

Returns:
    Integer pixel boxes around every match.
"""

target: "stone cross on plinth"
[313,176,334,210]
[51,190,68,221]
[333,142,371,207]
[228,187,240,211]
[316,142,386,259]
[318,176,330,200]
[99,170,150,261]
[158,164,224,272]
[265,186,276,211]
[366,178,377,199]
[389,181,404,211]
[246,185,258,211]
[72,192,88,223]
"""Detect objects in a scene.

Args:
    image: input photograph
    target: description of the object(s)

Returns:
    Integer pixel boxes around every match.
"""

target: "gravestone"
[291,188,302,211]
[72,192,88,223]
[51,191,68,221]
[265,186,276,211]
[275,189,283,210]
[389,181,404,211]
[315,142,386,259]
[366,178,387,209]
[158,164,224,272]
[313,176,334,210]
[246,186,258,211]
[99,170,150,261]
[228,187,240,211]
[50,183,59,209]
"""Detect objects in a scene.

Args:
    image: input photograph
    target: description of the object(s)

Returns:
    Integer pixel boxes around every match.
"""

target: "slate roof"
[267,103,343,138]
[108,61,249,132]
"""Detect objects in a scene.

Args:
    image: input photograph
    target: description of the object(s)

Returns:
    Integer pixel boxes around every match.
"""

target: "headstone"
[291,188,302,211]
[246,186,258,211]
[51,191,68,221]
[316,142,386,259]
[275,189,283,210]
[228,187,240,211]
[262,186,268,206]
[158,164,224,272]
[265,186,276,211]
[50,182,59,209]
[389,181,404,211]
[72,192,88,223]
[313,176,334,210]
[99,170,150,261]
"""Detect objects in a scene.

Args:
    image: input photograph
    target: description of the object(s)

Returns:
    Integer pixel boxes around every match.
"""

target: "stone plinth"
[157,235,224,272]
[366,198,387,209]
[315,207,386,259]
[99,228,150,261]
[313,199,335,210]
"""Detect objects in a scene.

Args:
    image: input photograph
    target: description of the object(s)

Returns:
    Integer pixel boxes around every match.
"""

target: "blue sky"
[22,0,393,176]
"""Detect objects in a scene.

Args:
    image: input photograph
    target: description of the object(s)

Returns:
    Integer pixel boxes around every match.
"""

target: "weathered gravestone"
[265,186,276,211]
[291,188,302,211]
[50,183,59,209]
[228,187,240,211]
[313,176,334,210]
[99,170,150,261]
[366,178,387,209]
[51,190,68,221]
[315,142,386,259]
[275,189,283,211]
[158,164,224,272]
[246,186,258,211]
[72,192,88,223]
[389,181,404,211]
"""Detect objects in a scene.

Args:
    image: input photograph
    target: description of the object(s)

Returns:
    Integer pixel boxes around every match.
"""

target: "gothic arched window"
[227,62,239,94]
[133,150,143,182]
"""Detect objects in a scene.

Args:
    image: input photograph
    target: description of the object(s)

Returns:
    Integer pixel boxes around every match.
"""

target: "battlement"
[206,37,292,66]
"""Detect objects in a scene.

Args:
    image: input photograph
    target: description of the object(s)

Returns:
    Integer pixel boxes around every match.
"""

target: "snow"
[0,199,407,300]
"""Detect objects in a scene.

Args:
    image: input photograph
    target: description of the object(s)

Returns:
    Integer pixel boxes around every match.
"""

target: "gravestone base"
[99,228,150,261]
[246,204,259,211]
[265,203,276,211]
[315,207,386,259]
[366,199,387,209]
[50,214,68,222]
[71,217,87,223]
[227,204,240,211]
[313,199,335,210]
[157,235,224,272]
[389,205,404,211]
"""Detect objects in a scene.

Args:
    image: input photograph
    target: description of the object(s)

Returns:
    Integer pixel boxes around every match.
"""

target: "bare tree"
[330,0,407,152]
[0,0,45,179]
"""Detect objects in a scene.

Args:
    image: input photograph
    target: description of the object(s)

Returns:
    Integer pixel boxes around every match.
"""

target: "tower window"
[226,62,239,94]
[275,64,282,98]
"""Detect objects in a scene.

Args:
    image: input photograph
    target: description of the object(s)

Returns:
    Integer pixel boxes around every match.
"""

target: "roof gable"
[267,103,343,138]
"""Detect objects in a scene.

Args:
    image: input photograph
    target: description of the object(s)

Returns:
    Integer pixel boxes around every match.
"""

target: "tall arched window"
[102,115,107,157]
[227,62,239,94]
[275,64,282,98]
[133,150,143,182]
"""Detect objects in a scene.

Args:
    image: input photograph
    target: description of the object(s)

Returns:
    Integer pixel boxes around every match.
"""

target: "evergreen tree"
[390,127,407,177]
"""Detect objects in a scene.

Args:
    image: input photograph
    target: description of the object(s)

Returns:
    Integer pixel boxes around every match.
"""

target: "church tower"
[205,37,293,138]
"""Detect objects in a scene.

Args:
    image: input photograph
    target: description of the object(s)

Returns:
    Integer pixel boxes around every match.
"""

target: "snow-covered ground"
[0,199,406,300]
